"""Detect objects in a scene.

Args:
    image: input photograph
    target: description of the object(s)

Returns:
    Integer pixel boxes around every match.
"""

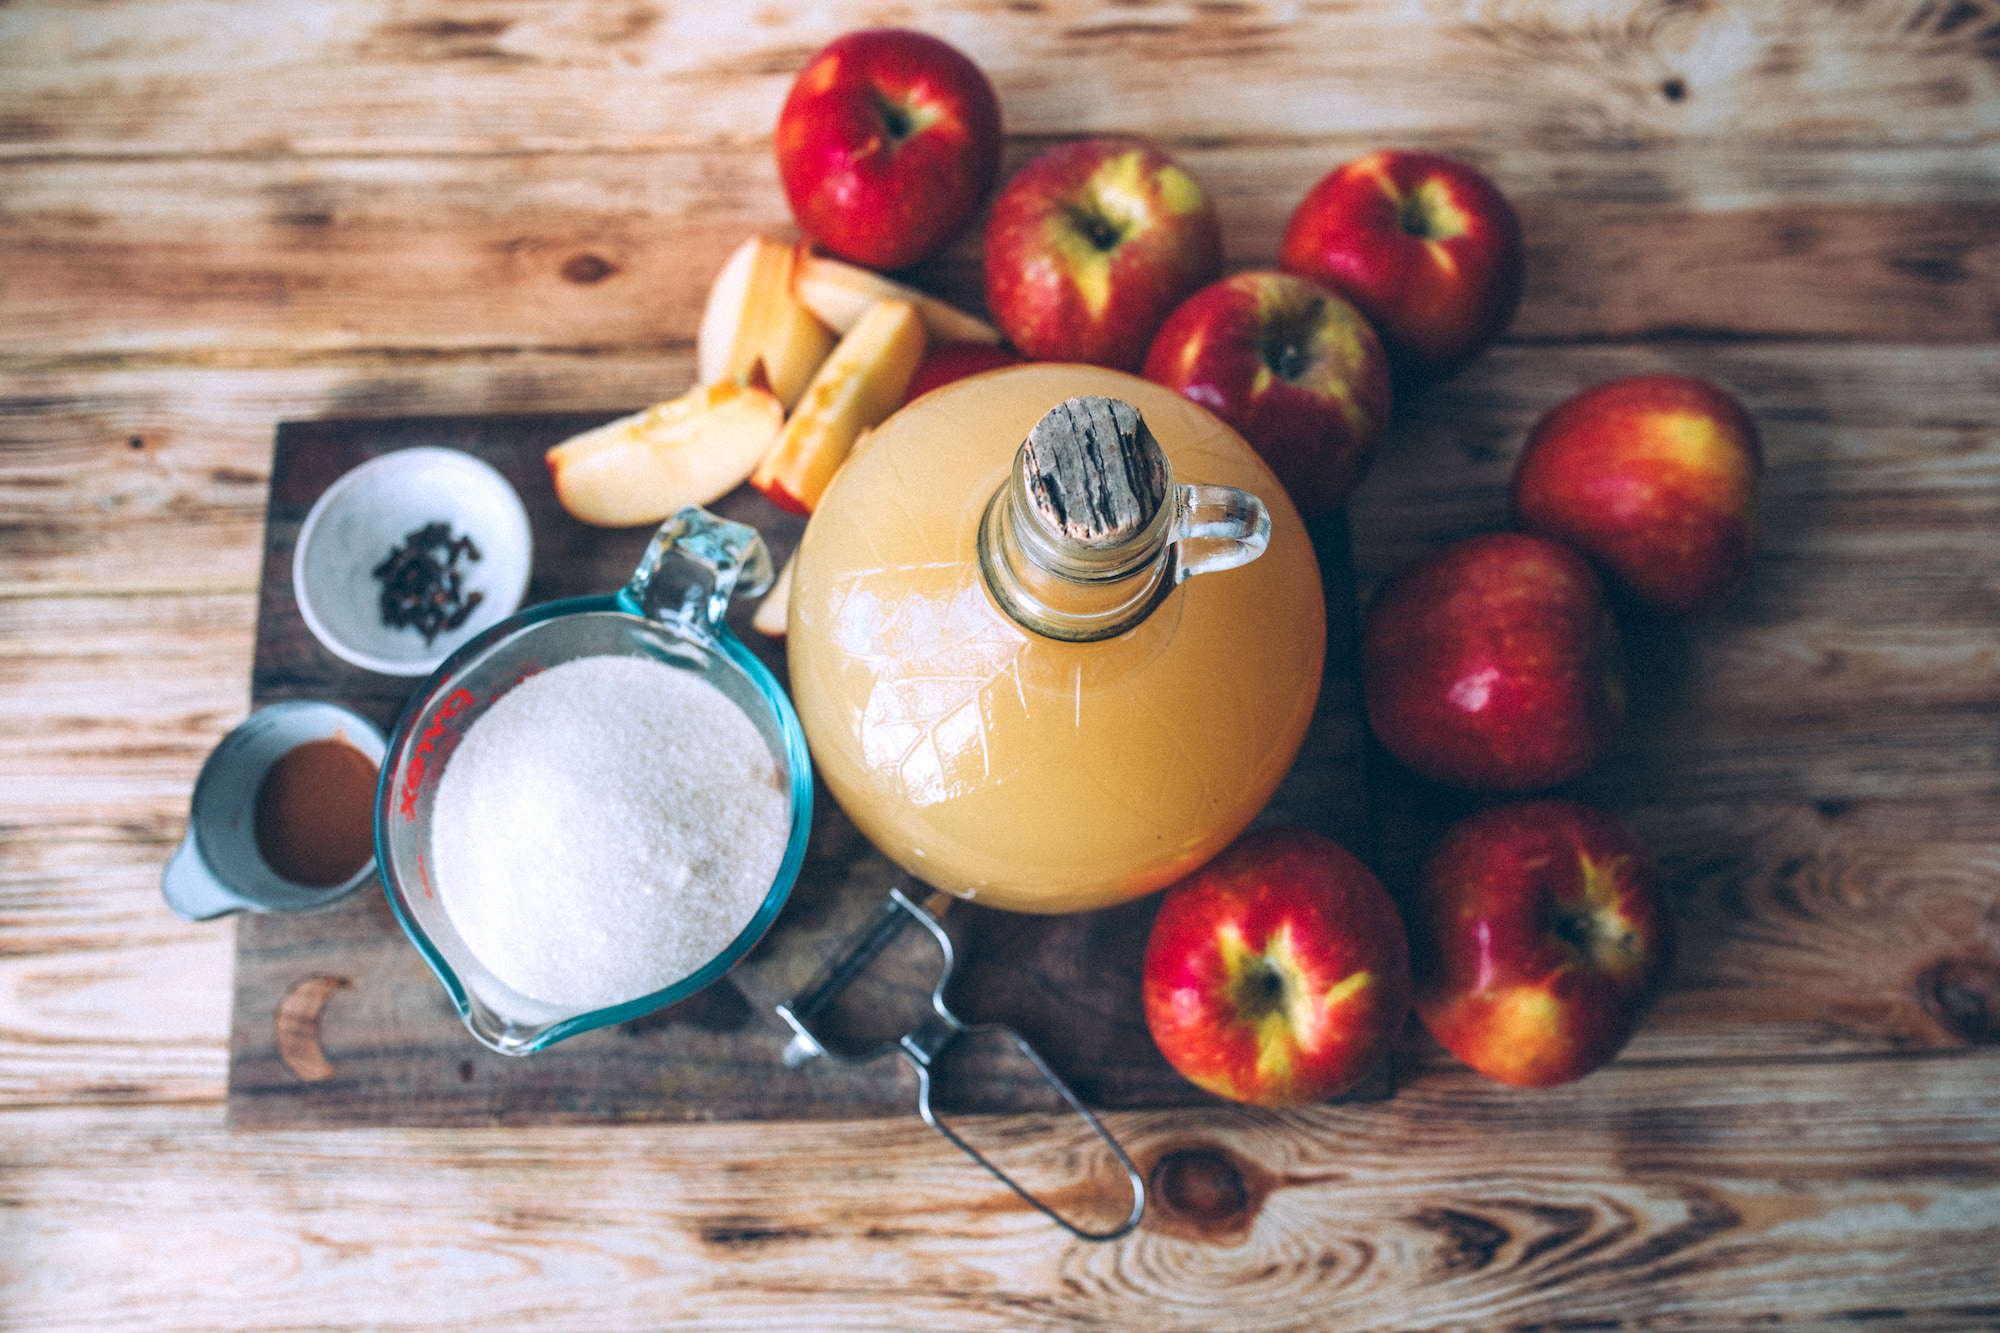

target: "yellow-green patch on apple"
[1144,826,1411,1107]
[1411,799,1672,1088]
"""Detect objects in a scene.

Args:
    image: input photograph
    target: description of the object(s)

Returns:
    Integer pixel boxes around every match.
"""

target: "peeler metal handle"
[777,887,1147,1243]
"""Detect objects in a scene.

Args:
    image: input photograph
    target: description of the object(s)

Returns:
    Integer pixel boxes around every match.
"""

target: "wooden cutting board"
[226,411,1376,1128]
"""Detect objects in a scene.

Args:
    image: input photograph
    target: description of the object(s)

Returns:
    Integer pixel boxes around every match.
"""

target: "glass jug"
[786,366,1325,914]
[376,509,813,1054]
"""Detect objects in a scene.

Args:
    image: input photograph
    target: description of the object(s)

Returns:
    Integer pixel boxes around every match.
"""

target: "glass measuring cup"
[375,508,812,1055]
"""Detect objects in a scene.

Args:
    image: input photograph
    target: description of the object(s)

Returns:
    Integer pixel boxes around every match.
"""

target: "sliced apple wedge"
[793,249,1001,347]
[548,376,784,527]
[697,235,836,411]
[751,551,795,639]
[751,297,926,515]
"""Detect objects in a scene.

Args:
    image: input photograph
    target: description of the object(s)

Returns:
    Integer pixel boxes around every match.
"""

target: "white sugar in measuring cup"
[374,508,812,1055]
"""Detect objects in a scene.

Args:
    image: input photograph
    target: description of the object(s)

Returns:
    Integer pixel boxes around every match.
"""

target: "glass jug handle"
[618,506,775,639]
[1170,484,1271,585]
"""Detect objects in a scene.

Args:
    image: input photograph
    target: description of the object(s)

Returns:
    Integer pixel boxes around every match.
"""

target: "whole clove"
[372,521,483,644]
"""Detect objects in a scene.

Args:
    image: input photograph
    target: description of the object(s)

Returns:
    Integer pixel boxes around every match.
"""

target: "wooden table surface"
[5,2,1998,1328]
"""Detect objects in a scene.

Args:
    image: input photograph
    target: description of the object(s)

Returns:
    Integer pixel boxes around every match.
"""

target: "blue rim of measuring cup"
[375,590,814,1055]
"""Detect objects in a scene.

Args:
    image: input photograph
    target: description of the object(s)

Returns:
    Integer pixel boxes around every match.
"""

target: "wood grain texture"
[0,591,247,1106]
[3,156,1994,360]
[3,2,1996,363]
[3,0,1995,155]
[7,1054,2000,1332]
[4,0,1999,1326]
[0,356,699,594]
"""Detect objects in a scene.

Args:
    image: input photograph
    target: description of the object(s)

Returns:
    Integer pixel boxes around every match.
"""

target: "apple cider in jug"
[787,365,1324,913]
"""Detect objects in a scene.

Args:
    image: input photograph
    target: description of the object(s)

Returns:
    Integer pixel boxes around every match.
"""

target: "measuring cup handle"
[618,507,776,637]
[161,829,251,921]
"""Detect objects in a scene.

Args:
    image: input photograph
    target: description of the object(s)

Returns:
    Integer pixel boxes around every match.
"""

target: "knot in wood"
[1020,396,1169,550]
[1154,1148,1249,1225]
[1917,955,2000,1044]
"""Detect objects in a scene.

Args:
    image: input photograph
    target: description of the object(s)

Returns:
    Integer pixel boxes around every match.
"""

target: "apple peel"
[547,376,784,528]
[697,235,836,411]
[792,248,1001,347]
[1411,799,1671,1088]
[750,296,927,515]
[751,550,795,639]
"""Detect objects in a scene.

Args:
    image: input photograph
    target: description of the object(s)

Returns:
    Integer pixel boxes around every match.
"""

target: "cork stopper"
[1019,397,1171,551]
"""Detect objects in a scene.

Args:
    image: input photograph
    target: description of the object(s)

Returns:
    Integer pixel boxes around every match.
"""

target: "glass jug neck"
[974,396,1274,644]
[977,466,1178,643]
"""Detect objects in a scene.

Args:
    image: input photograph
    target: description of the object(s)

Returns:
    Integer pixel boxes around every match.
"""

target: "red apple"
[1279,150,1524,385]
[983,137,1223,372]
[1411,799,1671,1087]
[1512,374,1763,616]
[1361,531,1624,792]
[903,340,1023,404]
[1143,826,1412,1107]
[775,29,1002,272]
[1142,270,1392,516]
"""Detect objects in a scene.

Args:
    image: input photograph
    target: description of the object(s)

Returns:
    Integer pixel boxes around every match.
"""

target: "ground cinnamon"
[254,736,379,887]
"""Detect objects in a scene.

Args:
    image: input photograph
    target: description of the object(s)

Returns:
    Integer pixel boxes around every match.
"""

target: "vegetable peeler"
[777,886,1147,1242]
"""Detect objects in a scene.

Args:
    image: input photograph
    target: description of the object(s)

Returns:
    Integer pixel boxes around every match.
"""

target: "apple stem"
[1259,299,1324,383]
[1264,336,1308,382]
[1065,204,1126,253]
[1232,958,1290,1021]
[1554,903,1639,968]
[870,88,913,145]
[1399,193,1438,239]
[1395,180,1470,242]
[1553,908,1595,953]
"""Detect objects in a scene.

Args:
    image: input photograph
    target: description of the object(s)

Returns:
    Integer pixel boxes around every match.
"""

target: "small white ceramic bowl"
[293,447,532,676]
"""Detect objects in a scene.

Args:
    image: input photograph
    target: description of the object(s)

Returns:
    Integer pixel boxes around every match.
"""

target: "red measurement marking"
[495,659,543,699]
[399,687,475,821]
